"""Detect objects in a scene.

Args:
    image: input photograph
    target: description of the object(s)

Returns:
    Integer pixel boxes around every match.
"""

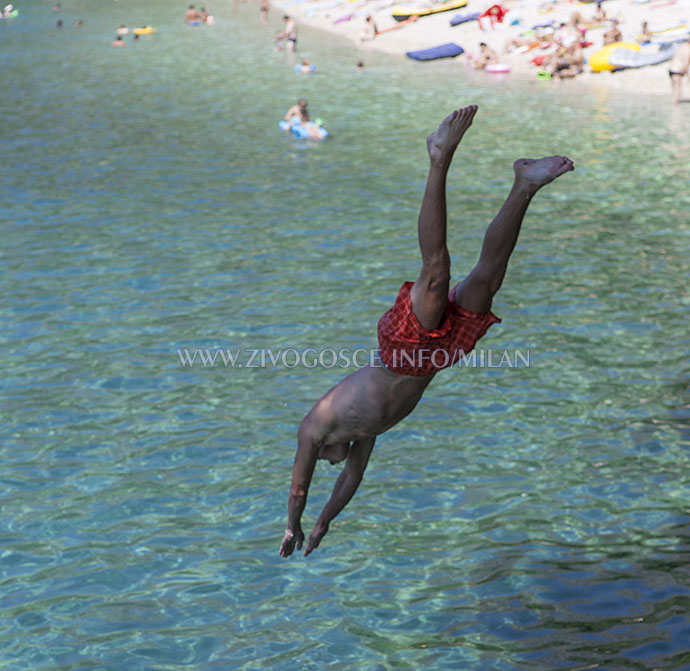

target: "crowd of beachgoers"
[5,0,687,102]
[269,0,690,101]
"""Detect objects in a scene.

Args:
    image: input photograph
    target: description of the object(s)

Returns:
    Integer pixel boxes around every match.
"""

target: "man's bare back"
[279,105,574,558]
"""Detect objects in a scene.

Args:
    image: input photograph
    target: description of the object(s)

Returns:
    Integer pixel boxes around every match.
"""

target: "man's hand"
[279,527,304,558]
[304,521,329,556]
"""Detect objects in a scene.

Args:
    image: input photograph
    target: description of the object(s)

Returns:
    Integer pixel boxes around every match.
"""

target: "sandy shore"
[275,0,690,98]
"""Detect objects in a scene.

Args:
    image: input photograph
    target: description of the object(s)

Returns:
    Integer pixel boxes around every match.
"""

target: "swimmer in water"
[284,98,309,123]
[283,15,297,52]
[185,4,200,23]
[279,105,574,558]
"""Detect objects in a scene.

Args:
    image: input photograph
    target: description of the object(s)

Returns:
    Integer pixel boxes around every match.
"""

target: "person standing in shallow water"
[185,4,200,23]
[669,39,690,105]
[279,105,574,558]
[283,15,297,52]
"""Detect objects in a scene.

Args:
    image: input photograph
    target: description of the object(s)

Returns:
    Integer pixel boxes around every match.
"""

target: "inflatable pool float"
[279,118,328,140]
[485,63,511,73]
[294,63,316,73]
[450,10,480,26]
[407,42,464,60]
[589,41,640,71]
[609,42,675,68]
[134,25,156,34]
[393,0,467,22]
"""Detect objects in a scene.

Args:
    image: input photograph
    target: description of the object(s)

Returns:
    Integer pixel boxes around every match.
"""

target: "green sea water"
[1,1,689,669]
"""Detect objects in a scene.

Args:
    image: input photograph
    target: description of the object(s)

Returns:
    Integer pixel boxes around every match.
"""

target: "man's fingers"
[279,529,306,558]
[304,527,325,556]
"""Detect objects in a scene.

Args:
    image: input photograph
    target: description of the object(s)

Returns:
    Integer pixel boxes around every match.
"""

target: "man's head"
[317,443,350,464]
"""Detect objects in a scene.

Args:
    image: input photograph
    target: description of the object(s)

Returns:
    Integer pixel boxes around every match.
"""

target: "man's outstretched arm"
[304,436,376,556]
[279,420,320,558]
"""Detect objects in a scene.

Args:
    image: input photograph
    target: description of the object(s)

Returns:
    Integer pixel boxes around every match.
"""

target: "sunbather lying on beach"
[502,32,549,55]
[279,105,574,558]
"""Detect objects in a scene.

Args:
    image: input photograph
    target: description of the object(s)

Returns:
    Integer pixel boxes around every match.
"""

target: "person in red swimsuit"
[279,105,574,558]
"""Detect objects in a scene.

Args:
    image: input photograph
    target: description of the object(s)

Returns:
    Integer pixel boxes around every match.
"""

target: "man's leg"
[670,73,683,105]
[410,105,478,331]
[453,156,574,313]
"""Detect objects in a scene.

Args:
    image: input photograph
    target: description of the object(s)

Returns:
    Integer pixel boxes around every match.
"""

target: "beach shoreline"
[273,0,690,99]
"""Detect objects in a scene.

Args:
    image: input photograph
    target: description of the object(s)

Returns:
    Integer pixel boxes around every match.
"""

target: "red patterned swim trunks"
[377,281,501,377]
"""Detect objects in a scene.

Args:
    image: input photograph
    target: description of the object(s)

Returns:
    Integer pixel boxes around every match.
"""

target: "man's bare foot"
[513,156,574,192]
[317,442,350,464]
[427,104,478,166]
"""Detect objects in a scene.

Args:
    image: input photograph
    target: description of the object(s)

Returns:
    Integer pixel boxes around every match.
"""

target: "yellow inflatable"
[134,26,156,35]
[589,42,640,72]
[392,0,467,22]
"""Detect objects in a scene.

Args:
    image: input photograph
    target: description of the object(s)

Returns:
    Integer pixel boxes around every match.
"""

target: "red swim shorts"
[377,281,501,377]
